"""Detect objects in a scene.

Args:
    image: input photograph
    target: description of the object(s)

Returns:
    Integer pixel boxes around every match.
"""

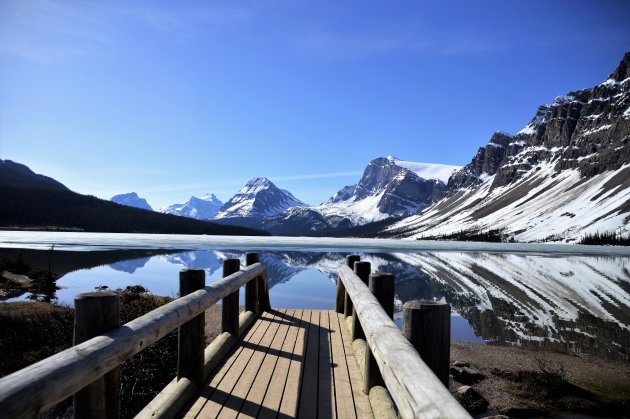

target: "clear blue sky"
[1,0,629,208]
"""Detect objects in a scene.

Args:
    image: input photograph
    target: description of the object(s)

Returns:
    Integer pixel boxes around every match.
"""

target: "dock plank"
[180,310,374,419]
[203,310,283,417]
[182,312,269,418]
[257,309,304,419]
[317,310,334,419]
[184,310,280,418]
[328,310,356,419]
[276,310,310,419]
[236,309,296,418]
[297,310,320,419]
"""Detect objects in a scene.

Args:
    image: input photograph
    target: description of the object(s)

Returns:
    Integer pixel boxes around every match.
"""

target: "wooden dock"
[0,253,471,419]
[182,309,372,418]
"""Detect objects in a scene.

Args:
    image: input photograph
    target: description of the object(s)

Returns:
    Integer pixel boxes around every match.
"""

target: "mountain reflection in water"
[4,248,629,361]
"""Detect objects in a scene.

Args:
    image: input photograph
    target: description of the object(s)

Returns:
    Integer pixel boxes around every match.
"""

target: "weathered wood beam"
[177,269,205,387]
[222,259,241,338]
[73,292,120,419]
[339,265,470,419]
[0,263,265,419]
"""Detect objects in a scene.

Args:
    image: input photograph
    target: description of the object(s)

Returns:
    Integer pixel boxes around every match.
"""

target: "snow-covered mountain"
[213,177,304,220]
[110,192,153,211]
[161,193,223,220]
[383,52,630,242]
[316,157,456,226]
[262,157,459,235]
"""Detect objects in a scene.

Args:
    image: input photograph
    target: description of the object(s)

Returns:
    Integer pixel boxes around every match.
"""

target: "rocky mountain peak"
[200,193,220,202]
[317,157,446,225]
[386,52,630,243]
[354,157,410,198]
[160,193,223,220]
[607,51,630,82]
[214,177,304,219]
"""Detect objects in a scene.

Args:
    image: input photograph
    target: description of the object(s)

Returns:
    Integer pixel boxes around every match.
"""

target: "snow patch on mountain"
[313,157,447,227]
[161,193,223,220]
[213,177,304,219]
[387,161,630,242]
[387,157,461,183]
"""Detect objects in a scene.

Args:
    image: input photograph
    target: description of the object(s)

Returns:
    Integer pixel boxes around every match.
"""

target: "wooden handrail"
[338,264,471,418]
[0,262,266,419]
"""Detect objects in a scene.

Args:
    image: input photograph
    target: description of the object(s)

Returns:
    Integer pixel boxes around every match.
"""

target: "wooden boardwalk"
[0,256,469,419]
[181,309,373,419]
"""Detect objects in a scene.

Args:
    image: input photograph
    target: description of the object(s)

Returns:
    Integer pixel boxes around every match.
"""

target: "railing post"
[73,292,120,419]
[336,255,359,313]
[178,269,206,387]
[364,272,394,395]
[222,258,241,338]
[337,255,359,314]
[403,300,451,386]
[245,253,260,314]
[351,261,371,341]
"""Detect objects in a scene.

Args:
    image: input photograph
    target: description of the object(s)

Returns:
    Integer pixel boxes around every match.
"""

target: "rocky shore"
[449,341,630,417]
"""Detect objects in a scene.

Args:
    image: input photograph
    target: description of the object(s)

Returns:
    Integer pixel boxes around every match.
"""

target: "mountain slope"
[315,157,452,227]
[234,157,459,236]
[384,52,630,242]
[214,178,304,219]
[111,192,153,211]
[0,160,268,236]
[0,160,69,191]
[161,194,223,219]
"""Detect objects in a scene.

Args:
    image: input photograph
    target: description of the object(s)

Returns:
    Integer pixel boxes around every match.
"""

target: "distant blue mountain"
[111,192,153,211]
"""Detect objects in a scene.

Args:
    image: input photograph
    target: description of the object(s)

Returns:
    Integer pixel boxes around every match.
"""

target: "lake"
[2,231,629,361]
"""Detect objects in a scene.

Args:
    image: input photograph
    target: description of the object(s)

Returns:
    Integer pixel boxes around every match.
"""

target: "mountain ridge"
[381,51,630,242]
[111,192,153,211]
[161,193,223,220]
[0,159,268,236]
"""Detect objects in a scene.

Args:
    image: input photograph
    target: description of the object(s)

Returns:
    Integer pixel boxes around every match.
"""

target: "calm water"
[2,232,629,360]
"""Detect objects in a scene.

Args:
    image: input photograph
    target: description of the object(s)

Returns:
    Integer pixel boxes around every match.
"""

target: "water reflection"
[2,248,628,361]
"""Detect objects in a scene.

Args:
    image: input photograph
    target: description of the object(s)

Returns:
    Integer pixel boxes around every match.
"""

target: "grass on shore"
[0,286,178,418]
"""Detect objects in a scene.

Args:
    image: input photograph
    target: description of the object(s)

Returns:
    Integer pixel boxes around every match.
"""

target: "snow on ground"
[388,162,630,243]
[316,190,389,225]
[390,157,461,183]
[3,231,630,257]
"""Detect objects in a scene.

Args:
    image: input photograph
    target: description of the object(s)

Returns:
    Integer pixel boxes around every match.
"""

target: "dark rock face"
[454,385,489,414]
[447,132,518,191]
[446,52,630,192]
[324,185,355,205]
[450,365,485,385]
[262,207,332,235]
[326,157,446,217]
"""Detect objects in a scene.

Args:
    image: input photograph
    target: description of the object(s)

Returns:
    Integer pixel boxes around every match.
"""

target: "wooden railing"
[336,255,471,419]
[0,252,269,419]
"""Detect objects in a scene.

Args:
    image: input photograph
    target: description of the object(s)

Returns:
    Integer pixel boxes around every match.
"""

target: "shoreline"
[450,340,630,417]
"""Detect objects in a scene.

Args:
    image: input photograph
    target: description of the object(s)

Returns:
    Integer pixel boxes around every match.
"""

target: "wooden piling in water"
[245,253,260,314]
[73,291,121,419]
[344,255,361,317]
[351,261,371,341]
[336,255,359,313]
[177,269,206,387]
[222,259,241,338]
[403,300,451,386]
[364,272,394,395]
